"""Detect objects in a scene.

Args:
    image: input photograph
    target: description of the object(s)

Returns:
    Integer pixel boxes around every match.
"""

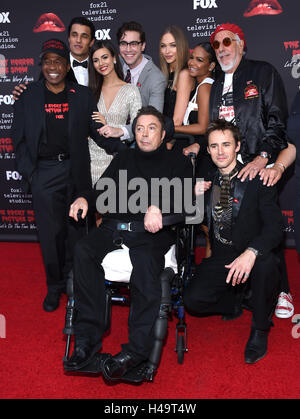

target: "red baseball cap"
[40,38,70,61]
[210,23,246,47]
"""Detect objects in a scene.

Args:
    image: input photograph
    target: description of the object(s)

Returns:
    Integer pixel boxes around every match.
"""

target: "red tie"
[124,69,131,83]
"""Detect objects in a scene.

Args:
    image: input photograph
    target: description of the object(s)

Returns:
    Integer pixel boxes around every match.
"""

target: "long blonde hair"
[159,25,190,90]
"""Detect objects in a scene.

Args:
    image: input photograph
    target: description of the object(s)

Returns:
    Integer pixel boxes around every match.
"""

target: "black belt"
[39,153,70,161]
[102,214,185,233]
[102,218,145,233]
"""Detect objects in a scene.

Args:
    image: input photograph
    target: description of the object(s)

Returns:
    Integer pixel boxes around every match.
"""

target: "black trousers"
[31,159,87,294]
[73,224,174,360]
[183,248,280,330]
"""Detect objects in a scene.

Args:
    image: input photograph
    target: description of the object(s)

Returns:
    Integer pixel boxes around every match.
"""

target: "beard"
[218,51,240,73]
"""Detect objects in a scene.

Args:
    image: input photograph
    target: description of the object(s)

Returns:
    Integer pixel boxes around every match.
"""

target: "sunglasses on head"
[212,37,237,50]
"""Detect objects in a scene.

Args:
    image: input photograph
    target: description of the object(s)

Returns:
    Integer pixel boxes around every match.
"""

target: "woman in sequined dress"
[88,40,142,186]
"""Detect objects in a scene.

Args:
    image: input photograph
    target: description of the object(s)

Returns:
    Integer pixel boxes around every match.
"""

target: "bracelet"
[274,162,286,171]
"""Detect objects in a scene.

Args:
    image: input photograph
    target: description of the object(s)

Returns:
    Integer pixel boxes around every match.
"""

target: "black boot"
[244,327,269,364]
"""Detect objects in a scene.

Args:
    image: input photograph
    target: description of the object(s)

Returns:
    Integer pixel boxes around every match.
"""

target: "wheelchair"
[62,210,200,383]
[62,131,201,383]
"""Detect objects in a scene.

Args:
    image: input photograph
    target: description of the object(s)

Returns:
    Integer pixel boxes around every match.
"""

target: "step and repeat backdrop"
[0,0,299,244]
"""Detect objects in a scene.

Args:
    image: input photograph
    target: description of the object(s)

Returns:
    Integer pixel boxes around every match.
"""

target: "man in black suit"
[183,119,283,364]
[11,39,125,312]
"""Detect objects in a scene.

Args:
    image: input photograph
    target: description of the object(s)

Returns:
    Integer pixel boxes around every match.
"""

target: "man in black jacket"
[209,23,288,177]
[184,119,283,364]
[11,39,125,312]
[63,106,193,380]
[209,22,292,318]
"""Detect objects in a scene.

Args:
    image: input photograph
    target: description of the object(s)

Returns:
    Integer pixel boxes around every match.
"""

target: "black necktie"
[73,60,88,69]
[124,69,131,83]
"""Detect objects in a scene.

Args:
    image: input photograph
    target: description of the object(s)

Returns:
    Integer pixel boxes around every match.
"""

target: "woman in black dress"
[159,25,194,130]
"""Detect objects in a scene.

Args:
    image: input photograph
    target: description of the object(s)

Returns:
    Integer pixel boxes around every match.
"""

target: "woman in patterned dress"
[88,40,142,186]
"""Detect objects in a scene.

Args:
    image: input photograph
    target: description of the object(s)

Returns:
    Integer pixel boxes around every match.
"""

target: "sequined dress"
[89,83,142,186]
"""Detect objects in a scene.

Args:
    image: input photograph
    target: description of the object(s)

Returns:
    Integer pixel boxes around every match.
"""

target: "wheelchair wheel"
[176,335,185,364]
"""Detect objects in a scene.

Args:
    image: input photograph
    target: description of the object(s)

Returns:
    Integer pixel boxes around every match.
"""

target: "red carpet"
[0,242,300,399]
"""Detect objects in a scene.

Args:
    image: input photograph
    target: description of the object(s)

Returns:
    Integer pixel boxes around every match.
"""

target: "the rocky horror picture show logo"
[33,13,65,33]
[283,41,300,80]
[244,0,282,17]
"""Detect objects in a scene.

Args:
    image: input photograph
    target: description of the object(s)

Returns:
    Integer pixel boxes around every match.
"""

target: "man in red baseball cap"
[11,38,126,313]
[209,21,288,182]
[210,23,245,74]
[206,22,293,359]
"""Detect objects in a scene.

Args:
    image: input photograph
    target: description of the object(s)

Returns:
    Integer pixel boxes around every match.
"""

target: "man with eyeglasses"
[116,21,167,113]
[209,23,293,320]
[209,23,288,178]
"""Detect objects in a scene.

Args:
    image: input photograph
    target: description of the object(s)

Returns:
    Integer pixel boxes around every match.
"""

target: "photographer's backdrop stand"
[0,0,298,246]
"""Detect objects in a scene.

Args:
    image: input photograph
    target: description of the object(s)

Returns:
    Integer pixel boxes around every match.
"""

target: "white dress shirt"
[122,55,148,86]
[70,53,89,86]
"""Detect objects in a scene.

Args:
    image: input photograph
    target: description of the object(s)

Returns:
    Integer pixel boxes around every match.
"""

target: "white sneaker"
[275,292,294,319]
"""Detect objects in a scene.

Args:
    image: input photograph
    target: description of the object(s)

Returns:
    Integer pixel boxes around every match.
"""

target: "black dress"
[163,72,176,118]
[187,83,216,180]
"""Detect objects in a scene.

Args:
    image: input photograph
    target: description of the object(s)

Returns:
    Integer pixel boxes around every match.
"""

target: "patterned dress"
[89,83,142,186]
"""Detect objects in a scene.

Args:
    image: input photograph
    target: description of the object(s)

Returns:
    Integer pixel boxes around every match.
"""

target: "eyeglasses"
[212,37,237,50]
[119,41,143,49]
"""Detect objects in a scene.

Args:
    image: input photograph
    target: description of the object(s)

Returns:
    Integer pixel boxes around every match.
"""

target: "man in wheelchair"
[63,106,194,381]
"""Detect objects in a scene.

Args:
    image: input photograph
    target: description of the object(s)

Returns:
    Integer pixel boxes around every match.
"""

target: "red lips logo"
[244,0,282,18]
[33,13,65,33]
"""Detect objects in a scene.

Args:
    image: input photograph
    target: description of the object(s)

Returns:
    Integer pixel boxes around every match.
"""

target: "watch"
[247,247,259,257]
[259,151,271,159]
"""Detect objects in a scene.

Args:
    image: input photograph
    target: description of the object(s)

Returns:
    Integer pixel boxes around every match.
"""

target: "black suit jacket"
[206,172,284,258]
[11,79,126,194]
[209,58,288,163]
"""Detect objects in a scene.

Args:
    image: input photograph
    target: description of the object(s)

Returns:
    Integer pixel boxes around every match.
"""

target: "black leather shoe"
[43,291,61,312]
[74,353,112,374]
[244,328,269,364]
[102,351,142,380]
[63,341,102,371]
